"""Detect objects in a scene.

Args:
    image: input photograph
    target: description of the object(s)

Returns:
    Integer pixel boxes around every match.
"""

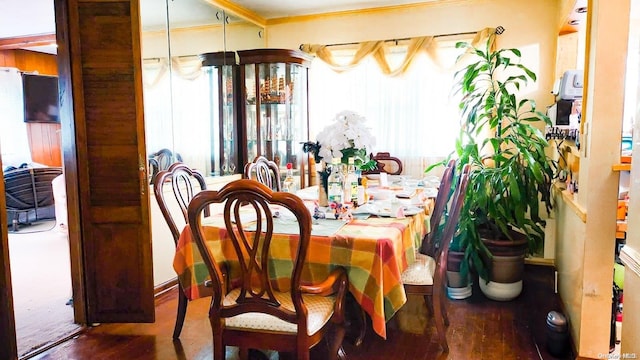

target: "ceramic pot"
[479,231,529,301]
[446,250,472,300]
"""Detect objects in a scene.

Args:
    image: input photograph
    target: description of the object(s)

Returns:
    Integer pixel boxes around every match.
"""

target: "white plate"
[375,206,423,217]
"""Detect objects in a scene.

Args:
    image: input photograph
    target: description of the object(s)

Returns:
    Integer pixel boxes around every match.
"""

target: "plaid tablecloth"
[173,208,429,339]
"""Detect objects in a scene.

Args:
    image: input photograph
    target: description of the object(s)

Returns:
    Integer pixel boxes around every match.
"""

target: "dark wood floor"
[32,265,574,360]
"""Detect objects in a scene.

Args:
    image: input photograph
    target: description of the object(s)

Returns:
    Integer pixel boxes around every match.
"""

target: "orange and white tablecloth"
[173,205,429,339]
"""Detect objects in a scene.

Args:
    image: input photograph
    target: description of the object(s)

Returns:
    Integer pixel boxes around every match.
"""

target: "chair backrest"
[419,159,456,256]
[149,148,183,184]
[363,152,403,175]
[243,155,282,191]
[433,164,470,284]
[187,179,311,329]
[154,162,208,245]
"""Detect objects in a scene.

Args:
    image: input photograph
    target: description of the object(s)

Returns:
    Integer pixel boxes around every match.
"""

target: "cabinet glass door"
[247,61,308,187]
[220,64,238,175]
[244,63,258,162]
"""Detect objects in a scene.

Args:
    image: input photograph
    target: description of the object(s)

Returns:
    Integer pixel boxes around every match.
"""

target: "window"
[308,40,465,178]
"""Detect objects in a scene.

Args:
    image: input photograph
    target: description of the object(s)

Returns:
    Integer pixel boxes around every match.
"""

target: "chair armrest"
[300,267,348,297]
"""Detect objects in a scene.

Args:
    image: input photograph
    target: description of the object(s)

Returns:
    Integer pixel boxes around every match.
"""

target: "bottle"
[282,162,296,193]
[345,157,358,204]
[327,158,345,205]
[360,176,368,203]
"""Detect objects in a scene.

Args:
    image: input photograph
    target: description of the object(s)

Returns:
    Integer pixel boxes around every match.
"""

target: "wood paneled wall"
[0,49,62,167]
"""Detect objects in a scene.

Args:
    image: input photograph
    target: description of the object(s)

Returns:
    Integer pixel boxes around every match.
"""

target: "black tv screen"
[22,74,60,123]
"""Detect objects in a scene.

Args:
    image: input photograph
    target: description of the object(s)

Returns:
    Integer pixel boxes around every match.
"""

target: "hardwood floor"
[31,265,575,360]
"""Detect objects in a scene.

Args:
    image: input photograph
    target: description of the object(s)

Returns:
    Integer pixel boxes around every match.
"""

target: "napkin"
[380,172,389,187]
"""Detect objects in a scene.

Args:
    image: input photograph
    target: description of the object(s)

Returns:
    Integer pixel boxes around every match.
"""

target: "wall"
[0,49,61,167]
[620,0,640,352]
[141,22,264,58]
[622,116,640,357]
[553,0,632,357]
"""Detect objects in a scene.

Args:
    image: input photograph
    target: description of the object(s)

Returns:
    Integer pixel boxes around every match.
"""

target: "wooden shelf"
[553,182,587,222]
[616,220,627,239]
[612,163,631,172]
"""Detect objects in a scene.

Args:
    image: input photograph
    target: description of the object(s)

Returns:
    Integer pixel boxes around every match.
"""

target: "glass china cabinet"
[201,49,312,187]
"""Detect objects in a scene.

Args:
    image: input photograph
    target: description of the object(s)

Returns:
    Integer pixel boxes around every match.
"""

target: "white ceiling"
[230,0,434,19]
[0,0,56,39]
[0,0,434,39]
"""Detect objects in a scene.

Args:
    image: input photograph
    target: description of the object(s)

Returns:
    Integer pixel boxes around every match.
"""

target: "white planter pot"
[447,284,472,300]
[479,278,523,301]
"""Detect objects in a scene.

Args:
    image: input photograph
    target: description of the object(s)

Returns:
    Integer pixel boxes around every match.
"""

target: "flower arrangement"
[302,110,377,170]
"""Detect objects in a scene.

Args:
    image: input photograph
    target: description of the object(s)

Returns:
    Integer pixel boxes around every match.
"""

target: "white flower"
[314,110,376,163]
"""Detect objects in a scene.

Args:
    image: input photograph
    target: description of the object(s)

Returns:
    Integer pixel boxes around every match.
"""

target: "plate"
[374,206,423,217]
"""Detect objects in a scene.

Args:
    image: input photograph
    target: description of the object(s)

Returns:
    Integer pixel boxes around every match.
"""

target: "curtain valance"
[142,55,203,88]
[300,27,499,77]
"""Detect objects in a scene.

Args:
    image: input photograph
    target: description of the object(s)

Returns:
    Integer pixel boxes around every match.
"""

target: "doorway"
[0,52,80,357]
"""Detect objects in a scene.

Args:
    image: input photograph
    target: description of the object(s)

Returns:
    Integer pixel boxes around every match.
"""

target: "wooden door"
[55,0,154,323]
[0,164,18,360]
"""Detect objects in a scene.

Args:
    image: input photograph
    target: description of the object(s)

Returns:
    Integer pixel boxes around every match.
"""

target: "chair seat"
[223,288,336,335]
[401,253,436,285]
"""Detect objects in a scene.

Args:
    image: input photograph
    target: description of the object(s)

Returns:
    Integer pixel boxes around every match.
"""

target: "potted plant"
[451,32,557,300]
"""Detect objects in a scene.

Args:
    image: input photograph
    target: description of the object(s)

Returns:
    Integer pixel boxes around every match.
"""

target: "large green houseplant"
[451,32,557,300]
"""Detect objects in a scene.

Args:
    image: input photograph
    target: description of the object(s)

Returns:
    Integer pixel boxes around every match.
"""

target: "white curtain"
[142,57,211,174]
[0,68,32,169]
[308,40,466,178]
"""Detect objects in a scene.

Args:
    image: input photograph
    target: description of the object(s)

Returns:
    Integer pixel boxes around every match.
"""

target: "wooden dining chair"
[400,163,470,353]
[362,152,403,175]
[188,179,349,360]
[243,155,282,191]
[153,162,209,339]
[419,159,457,257]
[148,148,183,184]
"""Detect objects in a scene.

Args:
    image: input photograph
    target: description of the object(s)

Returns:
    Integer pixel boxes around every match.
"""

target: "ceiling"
[0,0,433,39]
[0,0,434,54]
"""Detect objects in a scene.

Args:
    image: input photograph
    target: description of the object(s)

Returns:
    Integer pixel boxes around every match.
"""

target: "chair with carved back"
[362,152,403,175]
[153,162,209,339]
[243,155,282,191]
[419,159,457,257]
[187,179,349,360]
[400,163,470,353]
[149,148,183,184]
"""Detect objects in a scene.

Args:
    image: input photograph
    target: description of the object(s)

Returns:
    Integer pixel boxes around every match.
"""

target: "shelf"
[553,182,587,222]
[616,220,627,239]
[612,163,631,172]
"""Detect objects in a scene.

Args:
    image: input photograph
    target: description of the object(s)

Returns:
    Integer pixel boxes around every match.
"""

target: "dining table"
[172,183,434,339]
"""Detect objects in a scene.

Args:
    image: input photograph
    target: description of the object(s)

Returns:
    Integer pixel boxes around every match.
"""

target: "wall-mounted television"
[22,74,60,123]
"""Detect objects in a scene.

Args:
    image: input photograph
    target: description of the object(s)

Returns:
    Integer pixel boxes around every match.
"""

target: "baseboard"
[154,278,178,297]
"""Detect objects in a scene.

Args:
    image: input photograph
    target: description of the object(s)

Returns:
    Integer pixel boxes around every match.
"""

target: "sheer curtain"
[0,68,33,168]
[142,57,212,174]
[308,40,466,178]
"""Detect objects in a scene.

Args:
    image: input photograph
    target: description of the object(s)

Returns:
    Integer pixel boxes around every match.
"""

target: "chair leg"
[344,294,366,346]
[172,289,188,339]
[440,295,450,327]
[352,307,367,347]
[295,348,310,360]
[424,295,435,316]
[329,323,347,360]
[213,332,225,360]
[431,293,449,352]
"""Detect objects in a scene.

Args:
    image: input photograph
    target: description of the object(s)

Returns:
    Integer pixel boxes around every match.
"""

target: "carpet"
[8,220,82,357]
